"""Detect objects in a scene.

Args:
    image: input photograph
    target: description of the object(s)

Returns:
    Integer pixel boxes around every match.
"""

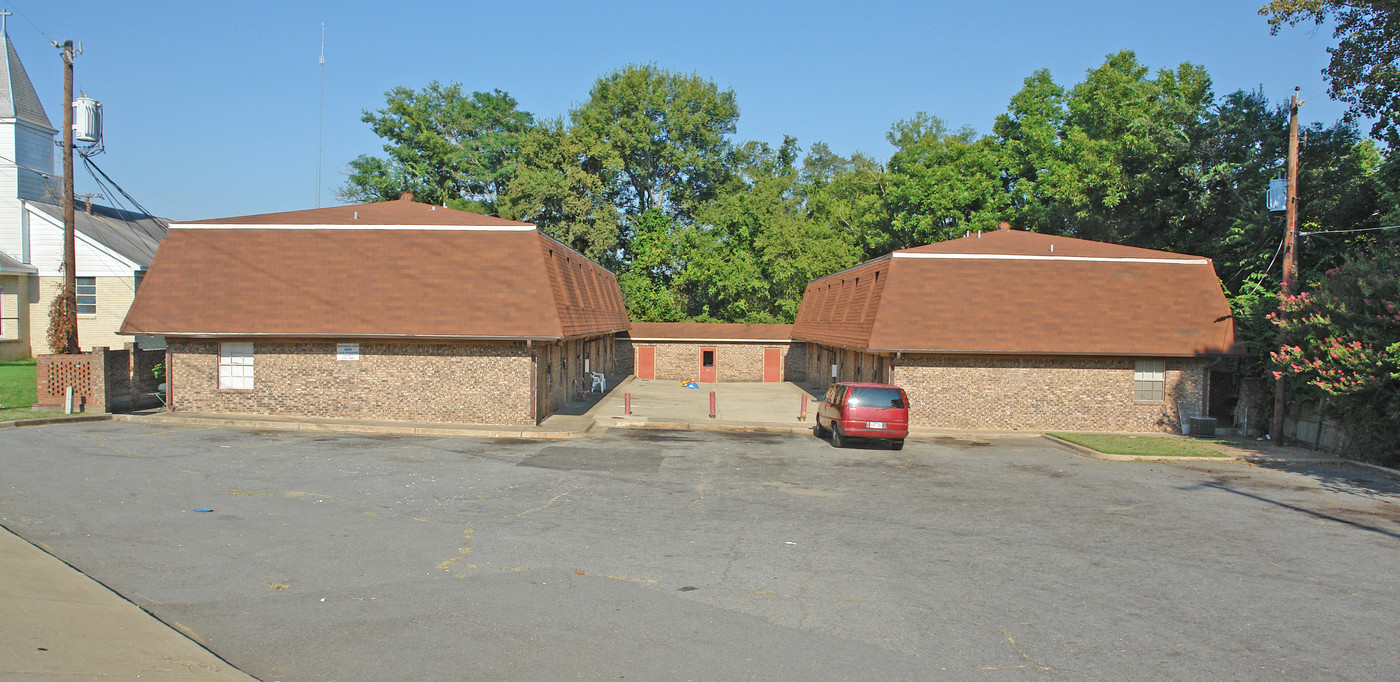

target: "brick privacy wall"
[130,346,164,395]
[889,354,1208,432]
[169,340,533,425]
[33,275,137,355]
[101,347,129,409]
[640,341,793,382]
[34,352,104,412]
[536,334,618,419]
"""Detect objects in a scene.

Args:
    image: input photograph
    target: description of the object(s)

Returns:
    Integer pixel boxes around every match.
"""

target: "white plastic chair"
[589,371,606,393]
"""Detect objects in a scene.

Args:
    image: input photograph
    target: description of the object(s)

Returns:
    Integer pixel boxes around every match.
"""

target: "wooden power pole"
[57,39,79,354]
[1271,89,1302,442]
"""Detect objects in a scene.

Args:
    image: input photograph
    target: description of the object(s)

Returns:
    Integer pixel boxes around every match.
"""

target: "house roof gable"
[26,201,168,267]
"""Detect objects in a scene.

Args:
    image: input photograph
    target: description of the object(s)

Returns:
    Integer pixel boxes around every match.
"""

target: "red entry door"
[637,346,655,380]
[763,347,781,382]
[699,348,717,382]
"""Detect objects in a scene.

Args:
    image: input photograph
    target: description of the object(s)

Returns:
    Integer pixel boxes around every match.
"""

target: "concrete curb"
[0,414,112,429]
[111,413,596,439]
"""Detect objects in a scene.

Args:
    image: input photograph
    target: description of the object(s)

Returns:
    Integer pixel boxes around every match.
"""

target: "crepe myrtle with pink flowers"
[1269,246,1400,463]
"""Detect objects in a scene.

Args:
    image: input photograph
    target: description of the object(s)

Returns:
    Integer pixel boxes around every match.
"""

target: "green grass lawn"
[1048,432,1230,458]
[0,359,66,422]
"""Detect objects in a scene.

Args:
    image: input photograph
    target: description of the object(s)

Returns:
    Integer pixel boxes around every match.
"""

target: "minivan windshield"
[847,387,905,409]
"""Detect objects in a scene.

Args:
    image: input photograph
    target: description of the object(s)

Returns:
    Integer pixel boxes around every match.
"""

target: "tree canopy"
[340,83,533,213]
[1262,1,1400,144]
[344,54,1394,330]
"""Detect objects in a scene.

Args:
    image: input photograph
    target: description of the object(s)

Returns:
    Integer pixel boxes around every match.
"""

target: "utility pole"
[56,39,80,354]
[1271,88,1302,442]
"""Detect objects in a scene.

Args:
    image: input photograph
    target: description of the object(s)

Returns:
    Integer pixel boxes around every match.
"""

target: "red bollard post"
[800,394,807,421]
[624,392,631,415]
[709,391,716,419]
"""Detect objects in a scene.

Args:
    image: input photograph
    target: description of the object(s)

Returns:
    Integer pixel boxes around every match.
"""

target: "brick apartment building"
[119,197,628,425]
[792,227,1238,432]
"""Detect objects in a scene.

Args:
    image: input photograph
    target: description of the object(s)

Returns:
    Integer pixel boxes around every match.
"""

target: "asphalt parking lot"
[3,422,1398,680]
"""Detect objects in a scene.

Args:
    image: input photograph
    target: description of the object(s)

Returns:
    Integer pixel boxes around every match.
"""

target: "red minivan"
[814,382,910,450]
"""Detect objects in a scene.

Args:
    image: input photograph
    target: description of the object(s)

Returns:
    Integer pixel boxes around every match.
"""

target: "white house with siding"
[0,27,166,360]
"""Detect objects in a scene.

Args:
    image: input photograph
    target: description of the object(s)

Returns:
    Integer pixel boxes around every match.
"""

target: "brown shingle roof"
[628,322,793,342]
[120,201,628,340]
[793,229,1236,357]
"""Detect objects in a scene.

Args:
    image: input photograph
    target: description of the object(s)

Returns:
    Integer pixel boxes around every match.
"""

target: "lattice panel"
[44,359,92,399]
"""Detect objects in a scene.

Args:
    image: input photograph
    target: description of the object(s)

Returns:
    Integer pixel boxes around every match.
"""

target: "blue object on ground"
[684,382,699,389]
[193,508,213,512]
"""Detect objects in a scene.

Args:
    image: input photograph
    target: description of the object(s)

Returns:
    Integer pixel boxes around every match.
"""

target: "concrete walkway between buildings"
[0,524,254,681]
[107,376,830,439]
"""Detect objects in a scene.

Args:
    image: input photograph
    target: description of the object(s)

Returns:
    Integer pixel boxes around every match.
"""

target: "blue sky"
[9,1,1348,221]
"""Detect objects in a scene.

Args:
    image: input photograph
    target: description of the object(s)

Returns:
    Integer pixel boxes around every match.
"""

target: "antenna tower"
[316,22,325,207]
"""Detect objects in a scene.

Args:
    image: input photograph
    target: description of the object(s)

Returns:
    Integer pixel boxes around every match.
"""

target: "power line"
[1299,224,1400,237]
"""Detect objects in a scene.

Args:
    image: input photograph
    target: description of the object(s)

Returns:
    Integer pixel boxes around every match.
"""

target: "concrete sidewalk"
[0,524,254,681]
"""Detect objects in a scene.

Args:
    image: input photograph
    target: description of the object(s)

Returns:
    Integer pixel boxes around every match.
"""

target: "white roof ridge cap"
[891,252,1207,264]
[170,223,537,231]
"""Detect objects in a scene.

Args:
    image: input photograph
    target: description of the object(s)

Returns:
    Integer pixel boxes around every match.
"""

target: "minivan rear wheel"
[830,426,845,448]
[890,439,904,451]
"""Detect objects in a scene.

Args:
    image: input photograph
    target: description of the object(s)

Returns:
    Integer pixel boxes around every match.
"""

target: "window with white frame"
[76,277,96,315]
[219,342,254,390]
[1133,359,1166,402]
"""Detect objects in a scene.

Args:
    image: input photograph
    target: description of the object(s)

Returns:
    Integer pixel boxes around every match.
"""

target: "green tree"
[1195,90,1386,292]
[1262,1,1400,143]
[995,52,1213,247]
[498,119,622,265]
[880,113,1011,251]
[1271,246,1400,463]
[341,83,533,212]
[683,138,860,321]
[616,208,688,321]
[800,142,890,259]
[569,64,740,221]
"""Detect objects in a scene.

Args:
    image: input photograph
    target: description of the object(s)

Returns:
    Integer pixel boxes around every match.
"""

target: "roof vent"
[400,192,414,201]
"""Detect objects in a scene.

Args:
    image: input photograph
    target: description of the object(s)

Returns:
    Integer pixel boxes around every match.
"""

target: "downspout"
[527,340,537,425]
[892,351,902,384]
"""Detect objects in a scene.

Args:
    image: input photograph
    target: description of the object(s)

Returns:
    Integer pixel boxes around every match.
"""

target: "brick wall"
[803,343,1209,432]
[34,352,104,412]
[784,342,807,382]
[804,344,890,387]
[535,334,618,419]
[168,340,534,425]
[632,340,797,382]
[889,354,1207,432]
